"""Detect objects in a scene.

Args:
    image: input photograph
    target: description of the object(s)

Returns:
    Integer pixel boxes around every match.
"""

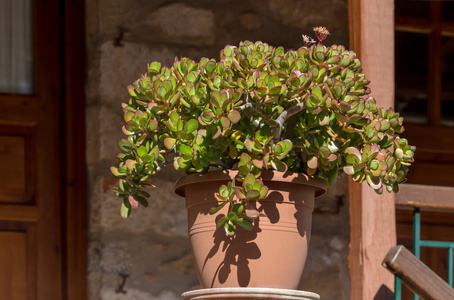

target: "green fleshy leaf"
[236,218,253,231]
[134,195,149,207]
[319,146,331,159]
[120,202,131,218]
[220,116,231,129]
[137,146,147,157]
[270,158,287,172]
[164,137,176,150]
[111,166,123,177]
[210,201,228,215]
[125,121,139,132]
[119,139,133,153]
[179,144,192,155]
[245,190,260,200]
[185,119,198,134]
[227,110,241,123]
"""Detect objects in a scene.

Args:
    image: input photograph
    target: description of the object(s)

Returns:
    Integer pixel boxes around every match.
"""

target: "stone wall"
[85,1,350,299]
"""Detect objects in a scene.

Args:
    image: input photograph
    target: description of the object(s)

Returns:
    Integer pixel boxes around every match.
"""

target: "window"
[395,0,454,186]
[0,0,33,94]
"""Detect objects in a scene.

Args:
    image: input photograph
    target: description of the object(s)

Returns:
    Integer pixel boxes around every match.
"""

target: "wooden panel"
[0,205,38,222]
[383,245,454,300]
[0,232,28,300]
[0,136,26,202]
[0,95,39,126]
[0,124,37,204]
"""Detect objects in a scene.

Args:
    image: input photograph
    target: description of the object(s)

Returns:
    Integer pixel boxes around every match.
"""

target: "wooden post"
[348,0,396,299]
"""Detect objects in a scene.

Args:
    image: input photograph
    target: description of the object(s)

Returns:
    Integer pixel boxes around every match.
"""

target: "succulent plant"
[111,27,415,235]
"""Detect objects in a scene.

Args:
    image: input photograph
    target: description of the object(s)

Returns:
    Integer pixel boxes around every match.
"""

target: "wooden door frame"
[348,0,396,299]
[60,0,87,299]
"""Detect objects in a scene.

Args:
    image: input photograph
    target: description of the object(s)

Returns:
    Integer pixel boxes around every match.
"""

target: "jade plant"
[111,27,415,235]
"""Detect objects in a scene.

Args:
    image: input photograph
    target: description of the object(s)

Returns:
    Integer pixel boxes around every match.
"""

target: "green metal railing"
[394,208,454,299]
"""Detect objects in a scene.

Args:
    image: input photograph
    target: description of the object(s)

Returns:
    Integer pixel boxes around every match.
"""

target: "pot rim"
[174,170,326,198]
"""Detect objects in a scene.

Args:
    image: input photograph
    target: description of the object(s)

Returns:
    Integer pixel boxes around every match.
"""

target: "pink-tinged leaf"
[370,144,380,153]
[125,120,139,132]
[212,126,222,139]
[125,159,136,171]
[371,119,381,131]
[110,166,122,177]
[244,139,255,152]
[227,110,241,123]
[345,147,361,160]
[164,137,176,150]
[252,159,264,168]
[147,119,158,131]
[124,111,135,122]
[327,154,337,162]
[307,156,318,169]
[220,116,231,129]
[137,133,148,143]
[127,85,137,97]
[263,154,270,169]
[128,195,139,209]
[366,174,382,190]
[235,187,246,199]
[122,126,133,136]
[245,205,261,219]
[343,165,355,175]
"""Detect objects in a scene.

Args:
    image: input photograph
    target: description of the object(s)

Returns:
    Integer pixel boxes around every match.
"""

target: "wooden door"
[394,1,454,298]
[0,0,86,299]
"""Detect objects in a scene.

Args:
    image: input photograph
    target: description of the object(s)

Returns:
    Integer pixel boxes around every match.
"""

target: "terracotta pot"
[174,170,325,289]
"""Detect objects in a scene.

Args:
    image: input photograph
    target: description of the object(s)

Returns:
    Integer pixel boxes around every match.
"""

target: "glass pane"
[442,2,454,22]
[395,30,429,124]
[441,36,454,126]
[0,0,33,94]
[395,0,430,19]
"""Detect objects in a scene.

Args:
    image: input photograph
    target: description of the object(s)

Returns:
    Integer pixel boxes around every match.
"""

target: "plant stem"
[272,99,307,143]
[237,95,275,127]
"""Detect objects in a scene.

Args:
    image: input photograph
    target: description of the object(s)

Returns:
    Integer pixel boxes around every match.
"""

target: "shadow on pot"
[203,219,262,287]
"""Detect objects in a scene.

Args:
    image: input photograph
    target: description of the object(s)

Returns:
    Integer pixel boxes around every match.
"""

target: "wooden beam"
[348,0,396,299]
[395,184,454,210]
[383,245,454,300]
